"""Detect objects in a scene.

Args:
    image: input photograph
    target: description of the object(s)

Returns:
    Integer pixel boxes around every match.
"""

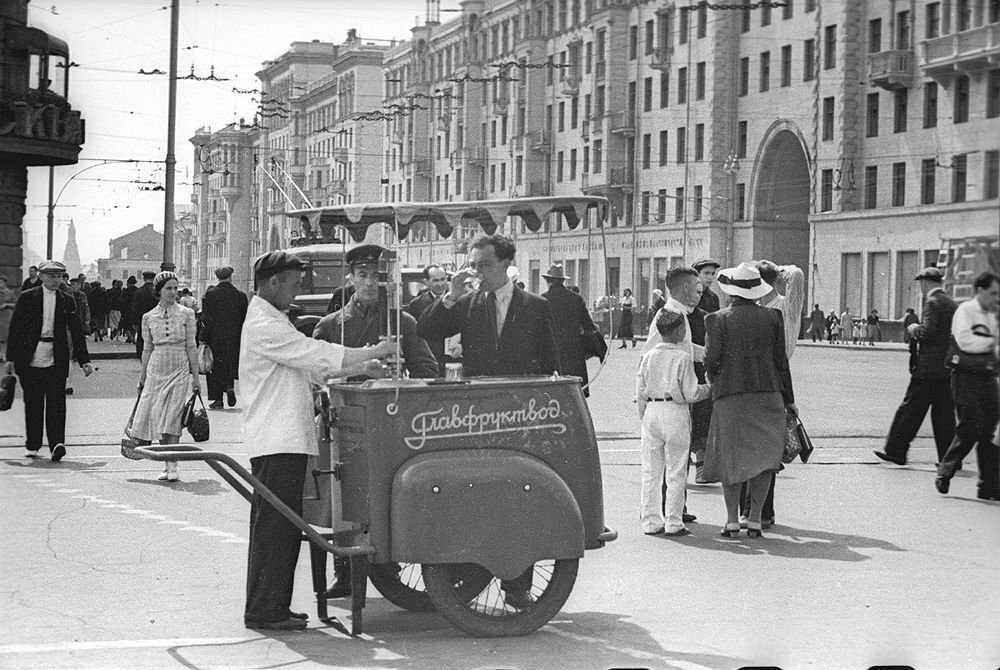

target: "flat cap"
[141,270,157,279]
[215,266,234,280]
[253,251,310,282]
[38,259,67,274]
[345,244,387,269]
[691,257,721,271]
[915,266,944,281]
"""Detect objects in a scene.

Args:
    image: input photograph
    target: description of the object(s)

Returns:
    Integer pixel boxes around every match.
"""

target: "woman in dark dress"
[617,288,636,348]
[702,263,796,538]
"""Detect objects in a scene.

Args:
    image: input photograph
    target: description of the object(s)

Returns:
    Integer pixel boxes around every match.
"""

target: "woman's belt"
[647,396,673,402]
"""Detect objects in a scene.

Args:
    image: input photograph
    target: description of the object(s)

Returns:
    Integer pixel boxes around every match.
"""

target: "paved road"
[1,342,996,669]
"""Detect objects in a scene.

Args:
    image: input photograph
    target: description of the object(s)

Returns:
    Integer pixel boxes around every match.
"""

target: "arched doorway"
[750,123,811,301]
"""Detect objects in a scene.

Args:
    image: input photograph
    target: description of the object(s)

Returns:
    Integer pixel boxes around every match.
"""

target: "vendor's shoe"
[157,470,170,481]
[664,527,691,537]
[694,463,712,484]
[720,523,741,538]
[324,557,352,599]
[874,450,906,466]
[503,589,535,610]
[289,611,309,620]
[762,517,774,529]
[209,400,224,409]
[643,527,665,536]
[746,524,764,538]
[245,618,307,631]
[682,512,697,523]
[226,389,236,407]
[24,449,40,458]
[935,476,950,495]
[50,444,66,462]
[166,462,179,482]
[738,515,748,529]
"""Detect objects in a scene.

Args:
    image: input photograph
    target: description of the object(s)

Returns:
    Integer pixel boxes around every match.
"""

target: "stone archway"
[749,122,811,295]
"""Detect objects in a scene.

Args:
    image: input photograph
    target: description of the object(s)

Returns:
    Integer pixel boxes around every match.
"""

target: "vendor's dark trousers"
[245,454,307,624]
[207,371,234,402]
[884,376,956,462]
[938,373,1000,494]
[740,473,775,521]
[19,366,67,451]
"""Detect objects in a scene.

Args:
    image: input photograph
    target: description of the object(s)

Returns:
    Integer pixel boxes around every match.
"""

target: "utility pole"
[46,167,54,258]
[161,0,179,271]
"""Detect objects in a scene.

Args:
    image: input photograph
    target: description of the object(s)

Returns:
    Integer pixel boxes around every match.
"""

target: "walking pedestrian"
[199,266,248,409]
[617,288,636,348]
[875,267,957,466]
[131,272,199,482]
[5,260,94,461]
[131,271,158,357]
[703,262,796,539]
[120,276,138,343]
[88,280,109,342]
[541,262,601,397]
[107,279,123,340]
[637,309,711,537]
[866,309,881,346]
[935,272,1000,501]
[240,251,396,630]
[809,304,826,342]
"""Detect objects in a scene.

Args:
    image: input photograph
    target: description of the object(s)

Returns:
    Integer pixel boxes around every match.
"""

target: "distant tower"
[62,219,82,276]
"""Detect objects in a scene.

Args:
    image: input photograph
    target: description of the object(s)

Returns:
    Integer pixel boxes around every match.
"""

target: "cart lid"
[287,195,609,243]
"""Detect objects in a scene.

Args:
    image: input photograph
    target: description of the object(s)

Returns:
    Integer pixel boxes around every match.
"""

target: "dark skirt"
[616,309,634,339]
[702,391,785,486]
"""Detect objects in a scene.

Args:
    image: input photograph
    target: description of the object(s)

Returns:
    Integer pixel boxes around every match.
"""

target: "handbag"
[946,336,998,375]
[793,413,815,463]
[581,328,608,363]
[181,391,210,442]
[121,391,151,460]
[781,411,802,464]
[0,373,16,411]
[198,343,214,375]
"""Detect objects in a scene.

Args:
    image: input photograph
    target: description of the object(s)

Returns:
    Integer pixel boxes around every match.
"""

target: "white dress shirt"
[239,295,347,459]
[951,297,998,355]
[490,280,514,336]
[640,296,700,358]
[30,287,58,368]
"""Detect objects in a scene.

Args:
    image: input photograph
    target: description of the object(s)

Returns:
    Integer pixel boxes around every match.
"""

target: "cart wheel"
[368,562,492,612]
[422,559,578,637]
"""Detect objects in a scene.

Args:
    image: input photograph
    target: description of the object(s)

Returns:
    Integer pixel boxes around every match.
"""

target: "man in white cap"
[5,260,94,461]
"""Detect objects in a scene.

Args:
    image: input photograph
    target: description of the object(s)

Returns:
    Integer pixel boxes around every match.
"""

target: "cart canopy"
[287,196,609,243]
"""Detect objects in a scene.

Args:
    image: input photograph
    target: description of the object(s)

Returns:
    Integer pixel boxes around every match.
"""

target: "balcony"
[493,99,509,116]
[560,73,580,96]
[414,158,433,176]
[581,119,590,140]
[332,146,349,163]
[219,185,240,199]
[608,166,634,190]
[529,129,551,153]
[326,179,346,195]
[528,180,551,197]
[650,46,673,71]
[868,50,914,89]
[609,110,636,135]
[921,23,1000,78]
[452,146,486,166]
[438,113,452,131]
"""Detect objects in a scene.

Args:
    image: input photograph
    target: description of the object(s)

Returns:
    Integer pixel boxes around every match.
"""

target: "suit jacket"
[200,281,249,380]
[418,284,559,377]
[7,286,90,377]
[131,284,158,326]
[541,284,596,387]
[909,288,957,379]
[406,290,445,373]
[697,287,720,314]
[704,301,794,404]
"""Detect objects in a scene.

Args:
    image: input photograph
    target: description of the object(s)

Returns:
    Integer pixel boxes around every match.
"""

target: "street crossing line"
[0,637,255,654]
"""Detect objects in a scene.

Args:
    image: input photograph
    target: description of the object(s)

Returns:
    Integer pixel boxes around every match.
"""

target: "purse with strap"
[181,391,210,442]
[121,391,151,460]
[0,373,16,412]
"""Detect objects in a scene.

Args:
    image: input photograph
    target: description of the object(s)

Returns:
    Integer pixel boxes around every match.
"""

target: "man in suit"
[120,276,138,343]
[541,262,599,397]
[405,264,450,376]
[692,258,721,314]
[5,260,94,461]
[876,267,958,466]
[200,266,249,408]
[417,234,559,610]
[21,266,41,292]
[131,270,158,357]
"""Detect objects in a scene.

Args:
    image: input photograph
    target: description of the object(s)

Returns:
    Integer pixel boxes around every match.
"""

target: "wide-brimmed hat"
[717,262,773,300]
[541,263,570,281]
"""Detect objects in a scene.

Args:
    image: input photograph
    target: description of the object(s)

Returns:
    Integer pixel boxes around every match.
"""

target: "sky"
[23,0,435,267]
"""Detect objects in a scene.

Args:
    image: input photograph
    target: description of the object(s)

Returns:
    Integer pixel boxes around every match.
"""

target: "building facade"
[96,223,163,283]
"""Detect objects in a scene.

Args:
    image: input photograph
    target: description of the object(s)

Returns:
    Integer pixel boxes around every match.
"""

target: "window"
[679,7,688,44]
[921,158,936,204]
[761,2,771,26]
[952,154,967,202]
[985,150,1000,200]
[645,20,654,55]
[736,182,746,220]
[694,124,704,160]
[893,89,908,133]
[822,96,835,140]
[582,147,589,174]
[693,185,703,220]
[781,45,792,87]
[657,189,667,221]
[783,0,793,20]
[642,133,651,169]
[675,187,685,220]
[570,96,579,128]
[659,130,669,165]
[629,25,638,60]
[739,57,750,96]
[593,139,603,173]
[866,93,880,137]
[926,3,940,39]
[896,11,910,50]
[640,192,651,225]
[954,75,970,123]
[644,77,653,111]
[514,158,521,186]
[824,25,837,70]
[741,2,751,33]
[697,3,707,38]
[760,51,770,92]
[660,71,670,107]
[803,39,816,81]
[821,169,833,211]
[892,162,906,206]
[558,101,565,132]
[737,120,748,158]
[924,82,938,128]
[678,67,687,104]
[569,149,577,180]
[556,151,564,182]
[695,62,706,100]
[987,69,1000,118]
[677,127,686,163]
[865,165,878,209]
[595,86,605,117]
[805,0,816,10]
[958,0,972,31]
[869,18,882,53]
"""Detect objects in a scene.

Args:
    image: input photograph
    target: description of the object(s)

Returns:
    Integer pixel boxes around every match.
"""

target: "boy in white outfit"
[636,309,711,536]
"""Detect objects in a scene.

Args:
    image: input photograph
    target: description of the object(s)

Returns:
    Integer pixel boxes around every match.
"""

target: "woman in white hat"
[701,262,797,538]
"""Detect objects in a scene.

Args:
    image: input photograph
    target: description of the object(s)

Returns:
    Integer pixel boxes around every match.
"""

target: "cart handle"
[134,444,374,559]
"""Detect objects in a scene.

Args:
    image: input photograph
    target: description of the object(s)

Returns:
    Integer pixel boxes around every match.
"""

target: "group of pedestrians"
[875,267,1000,501]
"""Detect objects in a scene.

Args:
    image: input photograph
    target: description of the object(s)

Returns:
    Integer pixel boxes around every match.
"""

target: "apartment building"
[381,0,999,315]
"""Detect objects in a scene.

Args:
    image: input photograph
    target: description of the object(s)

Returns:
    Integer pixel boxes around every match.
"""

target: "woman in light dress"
[132,272,199,482]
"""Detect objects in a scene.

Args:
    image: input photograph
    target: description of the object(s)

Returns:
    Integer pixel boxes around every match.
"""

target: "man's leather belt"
[38,337,54,342]
[647,396,673,402]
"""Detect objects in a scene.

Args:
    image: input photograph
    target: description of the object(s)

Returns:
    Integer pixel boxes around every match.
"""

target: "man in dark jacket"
[200,266,249,408]
[876,267,958,465]
[405,264,450,376]
[5,260,93,461]
[692,258,721,314]
[88,280,109,341]
[541,263,599,396]
[21,266,41,291]
[119,276,138,343]
[131,271,158,357]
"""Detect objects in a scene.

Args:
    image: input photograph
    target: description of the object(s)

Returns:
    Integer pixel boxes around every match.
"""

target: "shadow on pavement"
[650,523,903,562]
[0,458,110,471]
[162,605,744,670]
[126,477,231,496]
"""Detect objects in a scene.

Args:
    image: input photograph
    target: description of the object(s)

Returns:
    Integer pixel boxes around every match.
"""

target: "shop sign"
[405,396,567,450]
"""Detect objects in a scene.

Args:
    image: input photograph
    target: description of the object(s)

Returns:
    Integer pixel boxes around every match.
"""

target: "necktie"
[486,291,499,342]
